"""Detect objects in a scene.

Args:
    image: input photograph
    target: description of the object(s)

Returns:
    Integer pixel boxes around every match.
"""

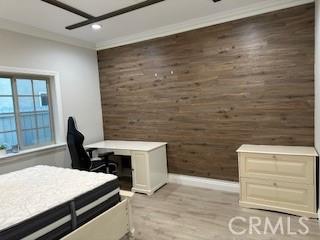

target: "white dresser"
[237,145,318,218]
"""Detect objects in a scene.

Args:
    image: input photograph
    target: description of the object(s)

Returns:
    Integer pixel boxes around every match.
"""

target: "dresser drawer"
[240,178,316,214]
[239,153,315,184]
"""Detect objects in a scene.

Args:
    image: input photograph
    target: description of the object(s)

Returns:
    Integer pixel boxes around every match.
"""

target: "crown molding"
[0,0,314,50]
[96,0,314,50]
[0,17,95,50]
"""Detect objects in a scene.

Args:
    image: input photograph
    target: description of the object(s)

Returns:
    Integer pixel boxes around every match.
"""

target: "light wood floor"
[130,184,320,240]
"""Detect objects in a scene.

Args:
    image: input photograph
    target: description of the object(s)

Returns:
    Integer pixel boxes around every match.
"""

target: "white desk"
[86,140,168,196]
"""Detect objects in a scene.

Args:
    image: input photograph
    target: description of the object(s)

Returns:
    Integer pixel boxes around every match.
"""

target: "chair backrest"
[67,117,90,170]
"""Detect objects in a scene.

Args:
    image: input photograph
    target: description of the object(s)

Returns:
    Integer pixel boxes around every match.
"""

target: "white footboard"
[61,190,134,240]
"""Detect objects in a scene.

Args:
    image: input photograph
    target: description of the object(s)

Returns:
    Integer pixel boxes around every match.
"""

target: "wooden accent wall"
[98,4,314,181]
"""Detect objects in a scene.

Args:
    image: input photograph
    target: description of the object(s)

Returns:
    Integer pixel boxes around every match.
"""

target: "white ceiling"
[0,0,314,49]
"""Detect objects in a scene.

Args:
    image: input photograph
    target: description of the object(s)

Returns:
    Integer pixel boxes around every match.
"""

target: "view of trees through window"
[0,77,54,150]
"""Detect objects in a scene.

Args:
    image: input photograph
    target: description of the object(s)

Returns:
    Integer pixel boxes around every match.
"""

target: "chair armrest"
[90,157,103,162]
[85,148,98,158]
[85,148,98,152]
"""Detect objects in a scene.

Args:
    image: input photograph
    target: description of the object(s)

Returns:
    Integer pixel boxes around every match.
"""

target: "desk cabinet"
[132,151,149,191]
[237,145,318,218]
[131,146,168,195]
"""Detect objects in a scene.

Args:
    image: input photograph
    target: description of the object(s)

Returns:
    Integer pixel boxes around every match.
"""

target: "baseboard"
[168,173,240,193]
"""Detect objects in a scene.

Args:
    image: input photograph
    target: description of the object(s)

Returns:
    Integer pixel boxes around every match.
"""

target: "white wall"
[0,29,104,172]
[315,0,320,214]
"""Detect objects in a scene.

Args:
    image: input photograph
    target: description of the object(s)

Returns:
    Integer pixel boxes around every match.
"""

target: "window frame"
[0,74,56,150]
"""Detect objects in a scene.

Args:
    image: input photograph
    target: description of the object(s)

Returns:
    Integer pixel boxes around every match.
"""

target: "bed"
[0,166,134,240]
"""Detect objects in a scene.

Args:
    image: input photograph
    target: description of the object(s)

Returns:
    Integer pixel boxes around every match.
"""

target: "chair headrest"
[67,116,78,132]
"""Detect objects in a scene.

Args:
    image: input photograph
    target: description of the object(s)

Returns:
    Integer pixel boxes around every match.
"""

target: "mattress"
[0,166,120,240]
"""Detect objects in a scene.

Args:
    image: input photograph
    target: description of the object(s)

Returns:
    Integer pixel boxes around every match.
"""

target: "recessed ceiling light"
[91,24,102,31]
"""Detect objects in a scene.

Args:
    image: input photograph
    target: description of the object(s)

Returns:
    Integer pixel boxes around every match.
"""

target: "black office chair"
[67,117,117,174]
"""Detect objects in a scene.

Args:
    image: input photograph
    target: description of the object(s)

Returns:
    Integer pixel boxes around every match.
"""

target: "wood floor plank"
[130,184,320,240]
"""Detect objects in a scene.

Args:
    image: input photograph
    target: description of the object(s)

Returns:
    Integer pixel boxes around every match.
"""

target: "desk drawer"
[240,178,316,213]
[239,153,315,184]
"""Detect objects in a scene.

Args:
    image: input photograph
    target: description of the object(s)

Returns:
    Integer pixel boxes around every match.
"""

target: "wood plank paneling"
[98,4,314,181]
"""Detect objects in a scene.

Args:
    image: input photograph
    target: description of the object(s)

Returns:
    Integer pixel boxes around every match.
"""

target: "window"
[0,76,54,150]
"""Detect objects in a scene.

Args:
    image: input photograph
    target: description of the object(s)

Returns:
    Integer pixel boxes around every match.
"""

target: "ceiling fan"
[41,0,166,30]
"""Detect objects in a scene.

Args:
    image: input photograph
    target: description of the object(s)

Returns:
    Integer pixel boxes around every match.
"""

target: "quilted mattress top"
[0,165,117,231]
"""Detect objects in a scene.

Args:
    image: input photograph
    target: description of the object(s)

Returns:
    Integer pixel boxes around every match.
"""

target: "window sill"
[0,143,66,164]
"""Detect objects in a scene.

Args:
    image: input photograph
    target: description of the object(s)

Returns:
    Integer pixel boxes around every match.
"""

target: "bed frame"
[61,190,135,240]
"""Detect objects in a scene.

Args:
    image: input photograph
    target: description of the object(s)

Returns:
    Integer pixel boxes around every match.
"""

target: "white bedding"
[0,165,117,231]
